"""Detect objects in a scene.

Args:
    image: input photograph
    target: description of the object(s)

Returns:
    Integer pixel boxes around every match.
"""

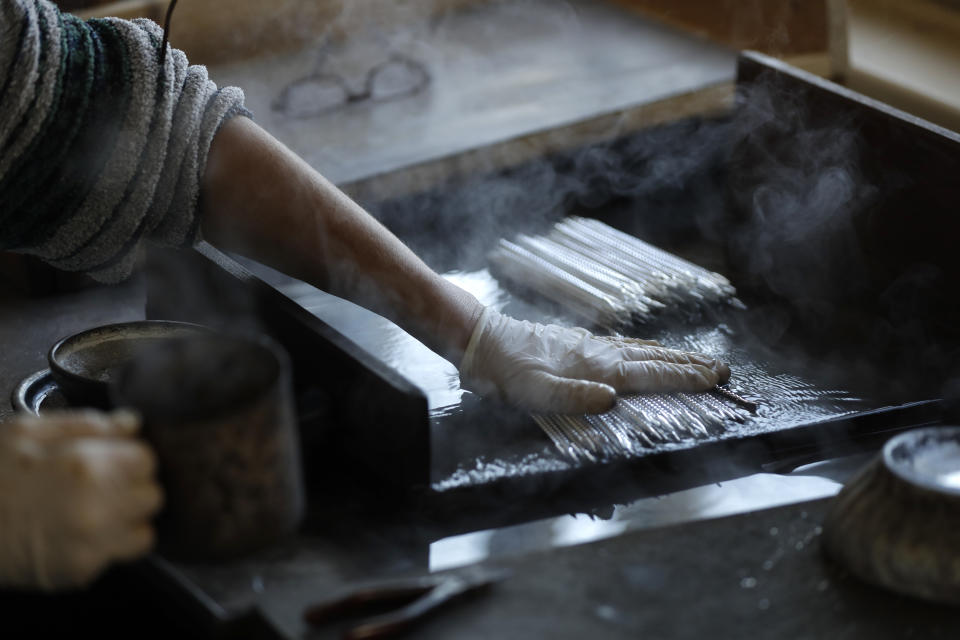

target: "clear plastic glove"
[0,410,163,591]
[459,308,730,414]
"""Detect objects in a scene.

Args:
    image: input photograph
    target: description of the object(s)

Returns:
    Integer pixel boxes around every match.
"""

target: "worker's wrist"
[431,279,485,367]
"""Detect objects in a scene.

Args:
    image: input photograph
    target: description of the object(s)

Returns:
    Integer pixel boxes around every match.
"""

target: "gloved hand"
[459,308,730,414]
[0,410,163,591]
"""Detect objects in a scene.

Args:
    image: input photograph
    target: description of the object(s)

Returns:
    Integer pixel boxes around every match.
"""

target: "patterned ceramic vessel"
[822,426,960,605]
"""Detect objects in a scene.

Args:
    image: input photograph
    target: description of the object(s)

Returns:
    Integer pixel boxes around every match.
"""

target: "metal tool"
[304,567,511,639]
[711,385,759,413]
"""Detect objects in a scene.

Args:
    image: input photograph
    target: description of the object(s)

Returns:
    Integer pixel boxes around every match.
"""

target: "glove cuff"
[459,306,497,386]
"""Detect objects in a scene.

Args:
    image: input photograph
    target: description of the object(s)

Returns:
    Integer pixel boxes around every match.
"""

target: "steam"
[144,243,264,339]
[727,77,876,318]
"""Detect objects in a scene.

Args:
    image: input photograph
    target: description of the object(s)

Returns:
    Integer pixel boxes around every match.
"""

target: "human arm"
[199,116,483,366]
[1,0,728,415]
[199,118,730,412]
[0,0,246,282]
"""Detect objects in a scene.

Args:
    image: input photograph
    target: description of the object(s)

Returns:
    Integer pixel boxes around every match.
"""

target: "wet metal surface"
[427,457,868,572]
[261,262,907,497]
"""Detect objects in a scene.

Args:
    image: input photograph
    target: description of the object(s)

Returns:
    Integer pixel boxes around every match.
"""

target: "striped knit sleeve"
[0,0,249,282]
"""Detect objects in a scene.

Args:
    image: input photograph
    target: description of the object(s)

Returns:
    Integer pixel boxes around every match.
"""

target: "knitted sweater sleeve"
[0,0,249,282]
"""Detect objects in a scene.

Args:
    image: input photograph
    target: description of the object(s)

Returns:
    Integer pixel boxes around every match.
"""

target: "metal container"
[48,320,209,409]
[822,426,960,605]
[114,333,305,562]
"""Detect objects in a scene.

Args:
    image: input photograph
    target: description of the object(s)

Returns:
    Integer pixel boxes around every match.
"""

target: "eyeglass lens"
[367,57,430,101]
[274,55,431,119]
[275,75,351,119]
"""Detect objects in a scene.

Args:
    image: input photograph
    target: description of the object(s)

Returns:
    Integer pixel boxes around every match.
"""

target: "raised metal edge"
[48,320,210,395]
[10,368,58,416]
[883,425,960,497]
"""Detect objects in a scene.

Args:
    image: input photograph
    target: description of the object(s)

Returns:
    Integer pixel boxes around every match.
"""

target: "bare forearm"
[199,117,483,364]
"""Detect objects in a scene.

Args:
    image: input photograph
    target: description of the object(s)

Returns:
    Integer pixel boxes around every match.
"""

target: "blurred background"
[56,0,960,136]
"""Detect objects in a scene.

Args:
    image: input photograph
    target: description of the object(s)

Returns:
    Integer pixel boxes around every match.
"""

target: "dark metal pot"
[47,320,210,409]
[113,332,305,562]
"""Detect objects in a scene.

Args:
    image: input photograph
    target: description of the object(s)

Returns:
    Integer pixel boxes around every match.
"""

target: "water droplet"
[814,526,823,535]
[762,560,774,571]
[817,580,829,591]
[741,577,758,589]
[251,575,265,593]
[769,527,779,536]
[595,605,618,622]
[758,598,771,610]
[795,541,805,551]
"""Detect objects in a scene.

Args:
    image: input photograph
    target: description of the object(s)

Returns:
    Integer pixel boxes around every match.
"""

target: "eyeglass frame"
[271,53,431,119]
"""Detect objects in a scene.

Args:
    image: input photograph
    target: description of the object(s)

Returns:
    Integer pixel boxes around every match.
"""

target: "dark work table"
[0,277,145,423]
[267,498,958,640]
[1,279,957,639]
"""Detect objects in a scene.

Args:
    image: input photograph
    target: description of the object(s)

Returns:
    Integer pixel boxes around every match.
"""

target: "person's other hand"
[459,308,730,414]
[0,410,163,591]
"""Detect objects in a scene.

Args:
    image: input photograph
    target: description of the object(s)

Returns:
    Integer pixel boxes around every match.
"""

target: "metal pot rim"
[47,320,212,404]
[883,425,960,498]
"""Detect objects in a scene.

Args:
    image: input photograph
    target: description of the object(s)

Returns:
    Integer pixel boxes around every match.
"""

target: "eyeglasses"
[272,54,431,119]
